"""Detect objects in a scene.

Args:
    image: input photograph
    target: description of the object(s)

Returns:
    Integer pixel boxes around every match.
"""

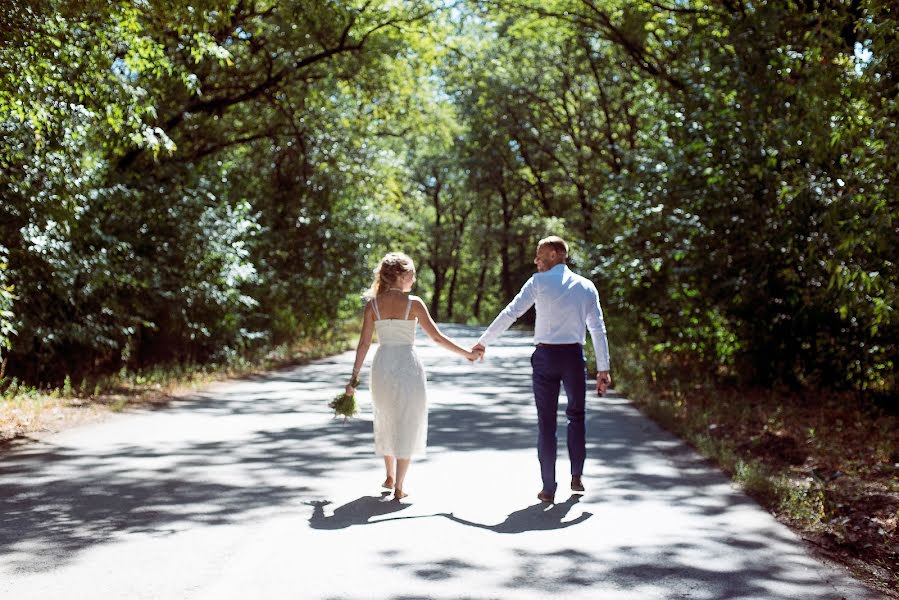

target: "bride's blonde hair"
[364,252,416,299]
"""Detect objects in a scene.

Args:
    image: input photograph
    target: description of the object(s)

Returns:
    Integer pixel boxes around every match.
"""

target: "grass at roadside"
[599,341,899,597]
[0,324,356,443]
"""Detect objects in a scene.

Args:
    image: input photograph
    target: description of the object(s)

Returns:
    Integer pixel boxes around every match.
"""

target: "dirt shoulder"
[630,385,898,598]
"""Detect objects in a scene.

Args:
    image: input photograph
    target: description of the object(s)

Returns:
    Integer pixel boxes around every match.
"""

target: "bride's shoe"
[382,477,395,489]
[393,489,408,501]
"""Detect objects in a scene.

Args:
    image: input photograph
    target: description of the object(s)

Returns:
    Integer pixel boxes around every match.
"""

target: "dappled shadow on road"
[0,422,373,571]
[378,553,484,586]
[373,533,872,600]
[379,536,873,600]
[499,543,828,598]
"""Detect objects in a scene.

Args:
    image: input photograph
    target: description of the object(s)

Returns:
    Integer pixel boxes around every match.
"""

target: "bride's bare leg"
[394,458,411,500]
[382,456,396,489]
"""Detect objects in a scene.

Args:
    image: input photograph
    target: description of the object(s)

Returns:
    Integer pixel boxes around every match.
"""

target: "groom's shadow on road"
[442,494,591,533]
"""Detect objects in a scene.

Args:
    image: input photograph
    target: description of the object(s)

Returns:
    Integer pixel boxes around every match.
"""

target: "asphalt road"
[0,325,882,599]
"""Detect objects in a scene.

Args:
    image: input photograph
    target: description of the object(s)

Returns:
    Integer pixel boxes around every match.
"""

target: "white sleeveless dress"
[370,296,428,458]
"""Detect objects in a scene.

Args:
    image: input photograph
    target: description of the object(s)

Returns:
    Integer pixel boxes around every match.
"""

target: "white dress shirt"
[477,264,611,372]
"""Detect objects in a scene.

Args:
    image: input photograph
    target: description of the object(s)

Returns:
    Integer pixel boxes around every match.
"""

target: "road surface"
[0,325,881,599]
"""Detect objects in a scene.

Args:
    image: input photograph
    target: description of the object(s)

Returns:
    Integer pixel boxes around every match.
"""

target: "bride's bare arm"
[346,303,375,395]
[411,298,476,361]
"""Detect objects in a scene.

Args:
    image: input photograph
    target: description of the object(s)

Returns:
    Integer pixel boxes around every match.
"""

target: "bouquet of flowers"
[329,374,360,420]
[328,392,358,420]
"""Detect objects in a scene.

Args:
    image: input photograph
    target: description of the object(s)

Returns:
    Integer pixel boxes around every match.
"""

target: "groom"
[473,236,611,503]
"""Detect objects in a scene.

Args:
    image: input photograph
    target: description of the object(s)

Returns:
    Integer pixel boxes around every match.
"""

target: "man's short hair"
[537,236,569,255]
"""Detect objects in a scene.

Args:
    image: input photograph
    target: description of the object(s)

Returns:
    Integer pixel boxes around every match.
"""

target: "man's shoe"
[537,490,555,503]
[571,476,585,493]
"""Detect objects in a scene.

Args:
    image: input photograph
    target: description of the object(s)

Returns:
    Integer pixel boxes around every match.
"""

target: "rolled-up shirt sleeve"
[586,284,611,372]
[477,277,537,346]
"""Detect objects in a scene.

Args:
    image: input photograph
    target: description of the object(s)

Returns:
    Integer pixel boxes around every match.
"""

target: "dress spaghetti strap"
[404,297,413,320]
[371,297,381,321]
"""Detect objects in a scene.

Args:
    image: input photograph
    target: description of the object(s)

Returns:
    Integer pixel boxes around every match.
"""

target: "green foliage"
[0,0,447,384]
[0,0,895,397]
[454,0,897,393]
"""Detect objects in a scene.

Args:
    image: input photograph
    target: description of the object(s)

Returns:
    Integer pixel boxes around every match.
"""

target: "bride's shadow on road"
[307,495,414,529]
[307,494,591,533]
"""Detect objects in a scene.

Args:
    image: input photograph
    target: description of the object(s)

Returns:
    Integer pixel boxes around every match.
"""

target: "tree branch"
[183,130,272,162]
[116,36,365,170]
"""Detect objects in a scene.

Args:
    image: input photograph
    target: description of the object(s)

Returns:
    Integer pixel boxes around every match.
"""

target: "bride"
[345,252,477,501]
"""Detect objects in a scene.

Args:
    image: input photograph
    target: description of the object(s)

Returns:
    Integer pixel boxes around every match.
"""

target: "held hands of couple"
[461,344,484,363]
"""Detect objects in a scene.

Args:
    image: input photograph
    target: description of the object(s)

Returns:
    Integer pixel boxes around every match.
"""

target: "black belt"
[536,343,581,348]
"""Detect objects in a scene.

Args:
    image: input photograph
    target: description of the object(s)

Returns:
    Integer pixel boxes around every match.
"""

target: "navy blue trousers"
[531,344,587,495]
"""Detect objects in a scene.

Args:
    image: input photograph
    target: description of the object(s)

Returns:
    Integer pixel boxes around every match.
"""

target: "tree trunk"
[499,186,514,301]
[445,207,470,320]
[446,265,458,320]
[473,201,493,320]
[427,172,444,320]
[429,261,445,321]
[473,240,490,320]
